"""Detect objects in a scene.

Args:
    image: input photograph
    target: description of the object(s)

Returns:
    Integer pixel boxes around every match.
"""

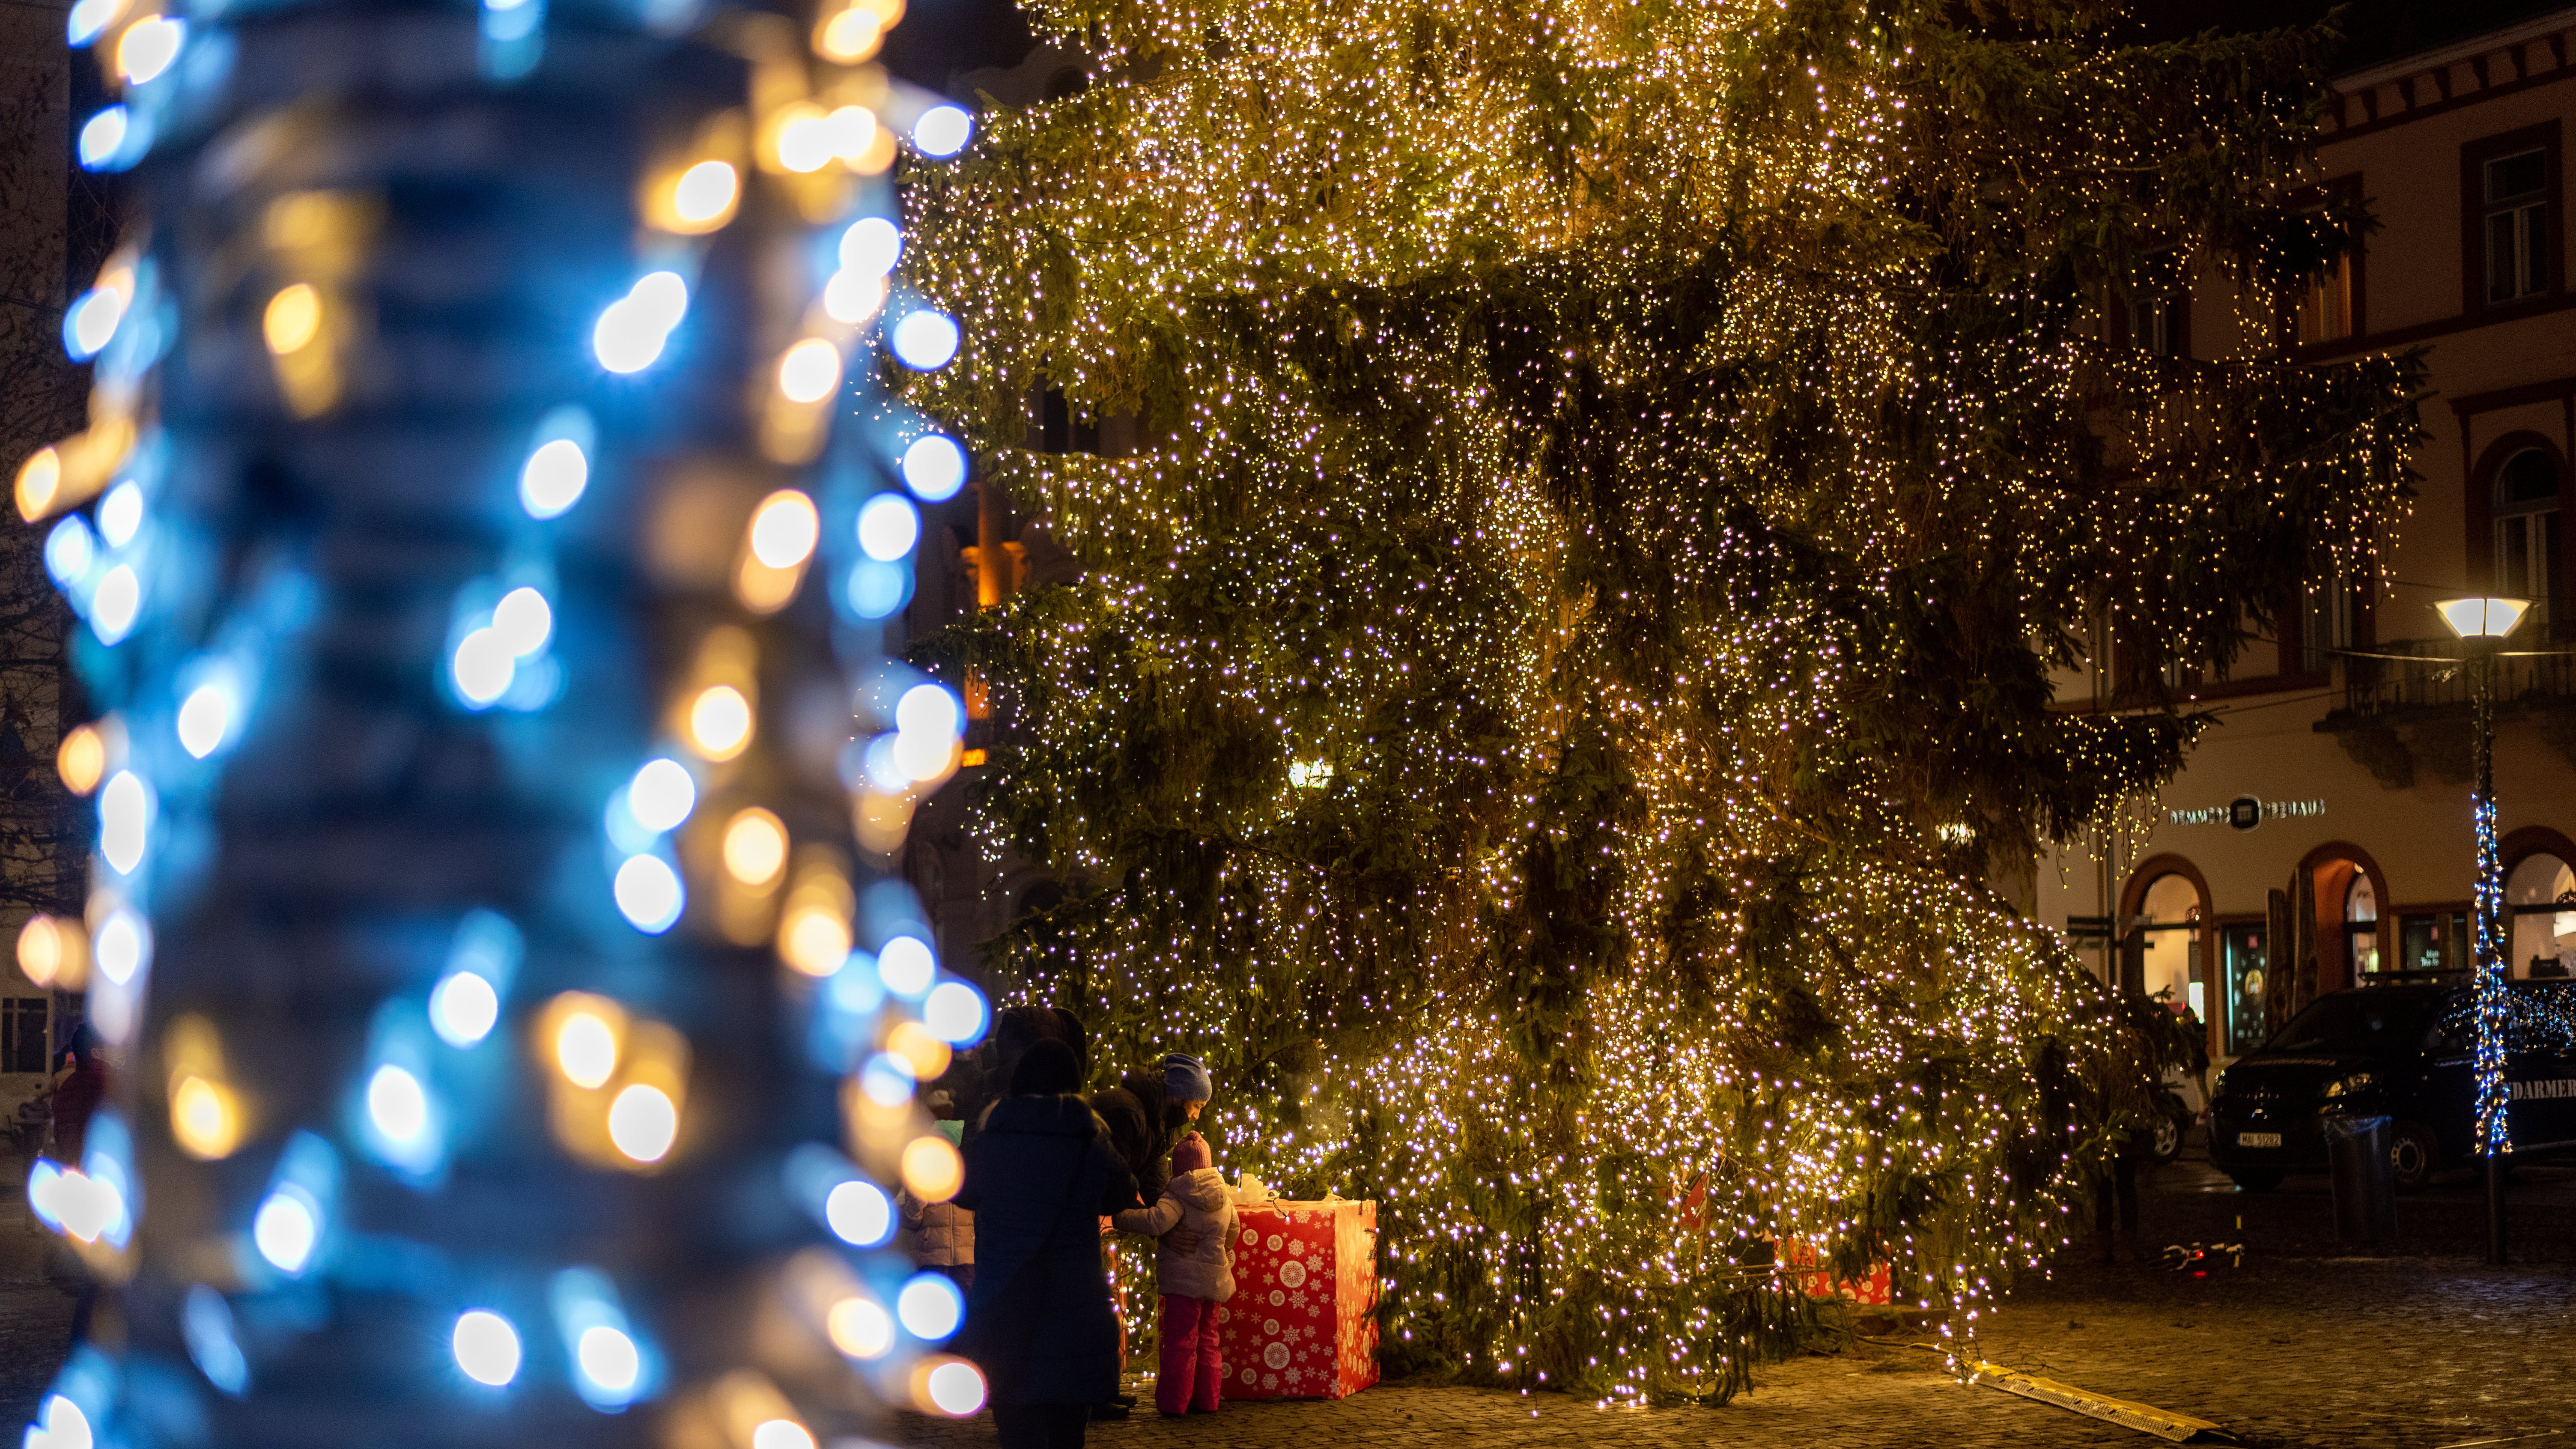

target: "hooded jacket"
[955,1094,1144,1405]
[1121,1166,1237,1303]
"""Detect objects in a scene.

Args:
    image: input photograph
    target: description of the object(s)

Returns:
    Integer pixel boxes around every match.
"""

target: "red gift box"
[1779,1238,1893,1306]
[1214,1198,1380,1400]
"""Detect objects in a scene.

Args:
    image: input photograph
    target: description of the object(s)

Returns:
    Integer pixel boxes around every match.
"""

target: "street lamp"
[2435,594,2532,1266]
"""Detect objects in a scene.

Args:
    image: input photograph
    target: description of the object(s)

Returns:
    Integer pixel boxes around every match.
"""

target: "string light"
[898,0,2418,1401]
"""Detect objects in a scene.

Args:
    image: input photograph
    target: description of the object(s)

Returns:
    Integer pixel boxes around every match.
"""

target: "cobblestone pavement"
[5,1147,2573,1447]
[892,1150,2576,1449]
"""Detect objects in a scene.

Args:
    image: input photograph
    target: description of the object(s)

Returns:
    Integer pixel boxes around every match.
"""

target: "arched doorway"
[2503,828,2576,979]
[2120,856,2212,1049]
[2294,843,2393,998]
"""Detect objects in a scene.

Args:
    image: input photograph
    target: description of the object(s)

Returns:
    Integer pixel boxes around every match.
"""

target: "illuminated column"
[14,0,994,1442]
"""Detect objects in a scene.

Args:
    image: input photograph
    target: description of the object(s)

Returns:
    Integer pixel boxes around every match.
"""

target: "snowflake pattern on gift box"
[1219,1202,1381,1402]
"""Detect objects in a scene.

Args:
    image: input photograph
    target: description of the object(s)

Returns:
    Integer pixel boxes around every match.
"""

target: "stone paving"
[891,1151,2576,1449]
[4,1146,2573,1447]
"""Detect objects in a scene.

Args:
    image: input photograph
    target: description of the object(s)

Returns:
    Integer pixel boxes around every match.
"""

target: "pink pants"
[1156,1293,1222,1415]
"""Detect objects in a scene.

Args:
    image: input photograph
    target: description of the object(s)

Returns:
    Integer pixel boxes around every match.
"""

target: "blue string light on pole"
[2435,593,2532,1267]
[13,0,994,1441]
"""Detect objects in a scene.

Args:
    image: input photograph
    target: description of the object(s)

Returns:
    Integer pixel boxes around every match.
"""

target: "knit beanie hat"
[1163,1052,1213,1104]
[1171,1132,1210,1174]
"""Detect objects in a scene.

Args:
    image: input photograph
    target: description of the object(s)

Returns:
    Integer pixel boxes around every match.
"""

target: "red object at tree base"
[1216,1199,1380,1401]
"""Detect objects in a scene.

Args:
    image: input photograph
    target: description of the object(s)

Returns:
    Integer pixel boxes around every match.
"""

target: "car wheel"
[2227,1171,2282,1193]
[2389,1122,2441,1191]
[2151,1115,2182,1162]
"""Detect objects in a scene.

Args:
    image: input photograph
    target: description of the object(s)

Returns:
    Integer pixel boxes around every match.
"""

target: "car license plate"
[2237,1131,2282,1149]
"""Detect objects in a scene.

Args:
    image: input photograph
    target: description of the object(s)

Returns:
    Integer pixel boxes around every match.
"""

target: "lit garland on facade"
[11,0,1005,1440]
[902,0,2420,1402]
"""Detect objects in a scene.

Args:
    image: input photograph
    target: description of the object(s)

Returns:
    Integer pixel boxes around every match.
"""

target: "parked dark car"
[2208,979,2576,1191]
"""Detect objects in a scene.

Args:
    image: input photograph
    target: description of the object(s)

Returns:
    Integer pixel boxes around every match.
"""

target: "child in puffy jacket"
[1129,1132,1235,1416]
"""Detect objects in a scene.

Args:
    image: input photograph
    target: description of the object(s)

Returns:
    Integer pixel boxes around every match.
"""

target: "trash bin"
[2324,1114,2396,1243]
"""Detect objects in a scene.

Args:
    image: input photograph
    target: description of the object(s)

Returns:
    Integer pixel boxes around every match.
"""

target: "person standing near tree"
[957,1039,1142,1449]
[47,1028,107,1344]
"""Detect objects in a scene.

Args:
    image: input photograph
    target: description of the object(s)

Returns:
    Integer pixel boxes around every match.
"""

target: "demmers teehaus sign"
[2166,795,2326,832]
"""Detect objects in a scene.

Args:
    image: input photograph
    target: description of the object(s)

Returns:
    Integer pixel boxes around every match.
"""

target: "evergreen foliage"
[903,0,2421,1401]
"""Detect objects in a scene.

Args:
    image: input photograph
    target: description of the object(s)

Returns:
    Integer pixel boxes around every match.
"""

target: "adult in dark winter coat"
[957,1039,1142,1449]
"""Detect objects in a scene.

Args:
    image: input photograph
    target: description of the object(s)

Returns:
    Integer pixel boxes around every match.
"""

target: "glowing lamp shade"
[452,1309,522,1387]
[823,1179,892,1246]
[606,1084,679,1163]
[2434,596,2533,641]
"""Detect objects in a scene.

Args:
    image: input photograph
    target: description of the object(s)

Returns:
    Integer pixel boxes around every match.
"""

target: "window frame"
[2291,174,2367,349]
[2460,121,2564,316]
[2466,430,2570,632]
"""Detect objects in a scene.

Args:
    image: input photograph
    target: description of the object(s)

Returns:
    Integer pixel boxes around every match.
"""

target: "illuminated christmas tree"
[903,0,2419,1404]
[12,0,1004,1442]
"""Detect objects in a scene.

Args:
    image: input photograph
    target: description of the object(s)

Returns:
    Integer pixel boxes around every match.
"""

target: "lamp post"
[2435,594,2533,1267]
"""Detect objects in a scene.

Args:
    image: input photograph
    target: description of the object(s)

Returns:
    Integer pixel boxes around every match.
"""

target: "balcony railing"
[2334,627,2576,720]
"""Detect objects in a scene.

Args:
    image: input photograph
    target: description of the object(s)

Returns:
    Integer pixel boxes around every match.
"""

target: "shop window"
[2505,853,2575,979]
[2344,873,2380,977]
[2484,149,2550,305]
[2493,448,2562,629]
[2221,923,2269,1056]
[0,998,45,1073]
[2397,910,2469,975]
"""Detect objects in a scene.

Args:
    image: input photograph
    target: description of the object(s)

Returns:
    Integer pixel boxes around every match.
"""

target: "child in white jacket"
[1130,1132,1236,1415]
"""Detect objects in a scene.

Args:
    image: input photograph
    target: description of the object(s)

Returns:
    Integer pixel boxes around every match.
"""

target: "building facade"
[2035,7,2576,1062]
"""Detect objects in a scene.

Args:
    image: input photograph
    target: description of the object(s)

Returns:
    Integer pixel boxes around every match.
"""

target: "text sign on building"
[2166,795,2324,831]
